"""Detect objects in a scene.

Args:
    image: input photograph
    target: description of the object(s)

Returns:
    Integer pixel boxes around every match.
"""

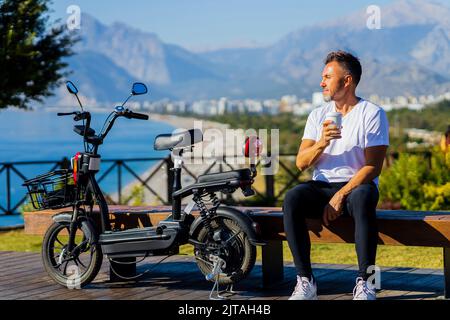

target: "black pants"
[283,180,379,280]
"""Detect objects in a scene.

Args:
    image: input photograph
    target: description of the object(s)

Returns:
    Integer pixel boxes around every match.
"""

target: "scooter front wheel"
[41,219,103,288]
[193,216,256,285]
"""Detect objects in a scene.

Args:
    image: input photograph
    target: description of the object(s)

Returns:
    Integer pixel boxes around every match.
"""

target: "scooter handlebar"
[57,112,77,116]
[125,111,149,120]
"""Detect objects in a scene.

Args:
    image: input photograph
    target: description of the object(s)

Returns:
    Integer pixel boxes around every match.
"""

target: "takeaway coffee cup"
[325,112,342,129]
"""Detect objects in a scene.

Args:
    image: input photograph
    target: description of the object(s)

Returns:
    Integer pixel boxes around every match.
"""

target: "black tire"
[42,219,103,288]
[193,216,256,285]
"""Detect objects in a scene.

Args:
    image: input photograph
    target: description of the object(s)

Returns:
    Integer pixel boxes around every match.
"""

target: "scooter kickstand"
[219,284,236,297]
[209,275,226,300]
[207,256,227,300]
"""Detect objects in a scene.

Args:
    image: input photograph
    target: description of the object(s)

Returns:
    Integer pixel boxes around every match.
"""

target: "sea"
[0,109,174,223]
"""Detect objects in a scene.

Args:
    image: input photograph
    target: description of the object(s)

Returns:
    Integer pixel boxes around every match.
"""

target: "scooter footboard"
[99,227,179,256]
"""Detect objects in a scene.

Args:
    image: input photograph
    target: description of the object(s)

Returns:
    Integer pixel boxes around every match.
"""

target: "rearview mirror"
[243,136,263,158]
[66,81,78,95]
[132,83,148,96]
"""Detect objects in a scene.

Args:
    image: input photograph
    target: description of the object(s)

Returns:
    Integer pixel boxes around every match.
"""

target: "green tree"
[123,185,145,206]
[379,147,450,210]
[386,100,450,135]
[0,0,77,109]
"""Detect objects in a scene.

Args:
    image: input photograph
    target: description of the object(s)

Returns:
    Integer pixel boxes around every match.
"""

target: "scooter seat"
[197,169,252,184]
[154,129,203,151]
[172,168,254,198]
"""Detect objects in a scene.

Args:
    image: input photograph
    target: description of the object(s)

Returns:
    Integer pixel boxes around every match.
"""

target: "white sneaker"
[353,277,376,300]
[288,276,318,300]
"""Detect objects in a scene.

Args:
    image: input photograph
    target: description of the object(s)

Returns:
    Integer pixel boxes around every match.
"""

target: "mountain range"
[50,0,450,106]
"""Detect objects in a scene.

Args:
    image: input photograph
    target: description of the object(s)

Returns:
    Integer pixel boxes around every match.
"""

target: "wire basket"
[23,169,78,210]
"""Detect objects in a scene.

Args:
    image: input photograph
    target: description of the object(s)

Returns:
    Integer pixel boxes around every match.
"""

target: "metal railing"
[0,151,434,216]
[0,157,166,215]
[0,154,305,215]
[0,160,68,215]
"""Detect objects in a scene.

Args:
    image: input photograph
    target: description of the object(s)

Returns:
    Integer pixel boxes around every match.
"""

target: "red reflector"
[73,152,81,185]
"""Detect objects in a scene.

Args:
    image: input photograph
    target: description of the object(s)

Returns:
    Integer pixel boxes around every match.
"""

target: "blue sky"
[50,0,410,51]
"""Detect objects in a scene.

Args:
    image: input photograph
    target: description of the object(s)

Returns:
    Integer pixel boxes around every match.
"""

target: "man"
[283,50,389,300]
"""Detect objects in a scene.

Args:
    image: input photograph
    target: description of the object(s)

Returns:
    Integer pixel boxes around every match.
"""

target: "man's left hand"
[322,192,346,226]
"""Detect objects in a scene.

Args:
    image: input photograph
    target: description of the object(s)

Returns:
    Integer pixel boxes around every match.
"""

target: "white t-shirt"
[302,98,389,185]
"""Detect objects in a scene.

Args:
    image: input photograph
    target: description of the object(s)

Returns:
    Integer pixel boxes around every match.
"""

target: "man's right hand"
[319,120,342,147]
[296,121,342,171]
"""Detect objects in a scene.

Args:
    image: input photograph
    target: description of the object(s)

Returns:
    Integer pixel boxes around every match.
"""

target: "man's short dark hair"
[325,50,362,86]
[445,125,450,138]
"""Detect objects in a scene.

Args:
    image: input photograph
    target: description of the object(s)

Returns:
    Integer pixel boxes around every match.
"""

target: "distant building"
[312,92,324,107]
[246,99,263,114]
[218,98,227,115]
[136,89,450,117]
[280,95,297,113]
[166,103,175,113]
[394,96,408,106]
[262,99,280,115]
[293,102,314,116]
[380,104,393,111]
[369,94,380,104]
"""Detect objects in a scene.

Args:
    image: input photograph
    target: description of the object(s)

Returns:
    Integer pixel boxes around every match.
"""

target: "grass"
[0,230,44,252]
[0,230,443,269]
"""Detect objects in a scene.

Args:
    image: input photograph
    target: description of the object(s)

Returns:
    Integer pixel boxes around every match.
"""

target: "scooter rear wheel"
[194,216,256,285]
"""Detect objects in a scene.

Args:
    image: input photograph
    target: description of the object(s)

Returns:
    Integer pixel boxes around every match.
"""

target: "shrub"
[379,147,450,210]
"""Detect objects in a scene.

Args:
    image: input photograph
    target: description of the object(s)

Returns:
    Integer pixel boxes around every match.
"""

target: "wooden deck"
[0,251,445,300]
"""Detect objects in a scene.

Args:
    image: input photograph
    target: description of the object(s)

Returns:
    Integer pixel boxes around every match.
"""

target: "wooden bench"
[247,208,450,298]
[24,206,450,298]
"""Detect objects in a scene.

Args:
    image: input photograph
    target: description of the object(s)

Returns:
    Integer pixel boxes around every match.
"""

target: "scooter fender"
[52,213,99,244]
[189,206,266,246]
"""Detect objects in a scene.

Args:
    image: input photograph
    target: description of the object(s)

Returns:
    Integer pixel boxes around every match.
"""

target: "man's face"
[320,61,348,102]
